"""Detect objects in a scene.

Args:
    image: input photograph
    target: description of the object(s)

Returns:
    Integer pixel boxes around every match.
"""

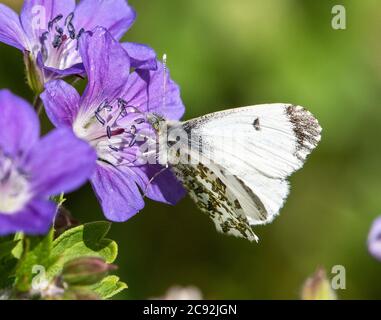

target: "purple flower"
[368,216,381,261]
[0,89,96,235]
[41,27,186,222]
[0,0,157,93]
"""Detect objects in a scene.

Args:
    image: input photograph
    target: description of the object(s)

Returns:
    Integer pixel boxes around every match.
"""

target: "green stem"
[33,96,43,115]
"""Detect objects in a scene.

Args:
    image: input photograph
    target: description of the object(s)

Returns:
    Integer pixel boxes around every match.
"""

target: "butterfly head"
[147,113,167,132]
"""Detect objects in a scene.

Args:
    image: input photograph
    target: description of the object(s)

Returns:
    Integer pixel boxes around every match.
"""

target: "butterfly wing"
[172,161,262,241]
[183,104,321,179]
[172,104,321,240]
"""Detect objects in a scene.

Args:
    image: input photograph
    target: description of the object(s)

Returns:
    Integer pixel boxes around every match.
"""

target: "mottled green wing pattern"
[172,162,260,242]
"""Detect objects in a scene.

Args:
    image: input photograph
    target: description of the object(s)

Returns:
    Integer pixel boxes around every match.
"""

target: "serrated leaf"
[89,275,127,299]
[14,229,54,292]
[47,222,118,279]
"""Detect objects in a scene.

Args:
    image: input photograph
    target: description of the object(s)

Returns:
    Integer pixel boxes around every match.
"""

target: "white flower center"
[31,12,84,72]
[73,99,155,167]
[0,154,31,215]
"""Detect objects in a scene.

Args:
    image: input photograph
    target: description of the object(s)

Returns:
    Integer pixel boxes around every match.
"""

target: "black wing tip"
[286,105,322,161]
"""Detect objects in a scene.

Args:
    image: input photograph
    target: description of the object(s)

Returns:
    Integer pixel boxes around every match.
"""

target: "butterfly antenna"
[162,53,167,111]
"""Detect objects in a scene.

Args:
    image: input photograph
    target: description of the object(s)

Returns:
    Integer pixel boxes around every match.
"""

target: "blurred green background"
[1,0,381,299]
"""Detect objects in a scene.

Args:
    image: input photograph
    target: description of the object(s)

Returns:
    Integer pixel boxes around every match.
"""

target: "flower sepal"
[23,51,44,95]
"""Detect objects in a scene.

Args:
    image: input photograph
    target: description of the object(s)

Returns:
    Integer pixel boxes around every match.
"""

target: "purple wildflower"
[41,27,186,222]
[0,0,157,92]
[368,216,381,261]
[0,89,96,235]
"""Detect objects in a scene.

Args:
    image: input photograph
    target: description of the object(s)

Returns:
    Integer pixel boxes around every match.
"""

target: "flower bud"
[62,257,117,286]
[63,288,100,300]
[301,268,336,300]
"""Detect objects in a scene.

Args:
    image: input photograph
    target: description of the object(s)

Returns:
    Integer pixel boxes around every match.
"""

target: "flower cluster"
[0,0,186,235]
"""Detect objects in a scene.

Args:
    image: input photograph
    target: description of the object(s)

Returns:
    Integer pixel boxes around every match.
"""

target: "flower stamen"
[35,12,87,74]
[65,13,76,40]
[94,112,106,126]
[109,145,119,152]
[106,126,112,139]
[75,97,155,166]
[48,14,63,31]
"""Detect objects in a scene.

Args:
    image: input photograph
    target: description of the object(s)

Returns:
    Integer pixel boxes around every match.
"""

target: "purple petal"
[0,4,27,50]
[24,128,96,197]
[368,216,381,261]
[0,90,39,156]
[90,163,145,222]
[41,80,80,127]
[20,0,76,45]
[134,165,186,205]
[42,63,85,77]
[36,52,85,80]
[0,199,56,236]
[122,62,185,120]
[74,0,136,40]
[122,42,157,70]
[79,27,130,113]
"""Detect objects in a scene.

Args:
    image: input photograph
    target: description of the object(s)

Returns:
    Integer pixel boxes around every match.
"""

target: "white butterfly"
[147,104,322,242]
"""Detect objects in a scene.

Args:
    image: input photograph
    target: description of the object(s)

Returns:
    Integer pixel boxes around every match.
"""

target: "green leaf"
[47,222,118,279]
[0,258,18,289]
[14,229,54,292]
[0,240,20,261]
[12,233,25,259]
[0,236,13,244]
[0,235,24,289]
[89,276,127,299]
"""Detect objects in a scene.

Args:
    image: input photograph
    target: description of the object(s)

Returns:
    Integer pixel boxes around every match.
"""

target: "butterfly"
[147,104,322,242]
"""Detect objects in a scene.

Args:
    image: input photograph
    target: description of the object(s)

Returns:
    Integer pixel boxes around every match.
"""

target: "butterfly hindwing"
[172,161,260,241]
